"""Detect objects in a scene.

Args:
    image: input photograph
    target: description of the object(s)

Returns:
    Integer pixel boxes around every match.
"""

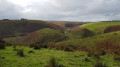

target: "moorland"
[0,20,120,67]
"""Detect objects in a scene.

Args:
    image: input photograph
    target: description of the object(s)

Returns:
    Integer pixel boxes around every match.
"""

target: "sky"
[0,0,120,22]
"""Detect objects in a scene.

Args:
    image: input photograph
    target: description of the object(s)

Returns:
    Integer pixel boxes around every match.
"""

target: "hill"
[0,20,65,38]
[4,28,68,46]
[1,21,120,67]
[49,21,89,29]
[80,21,120,34]
[55,30,120,52]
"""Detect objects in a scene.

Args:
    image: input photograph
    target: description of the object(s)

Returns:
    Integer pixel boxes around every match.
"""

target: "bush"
[17,49,24,57]
[114,56,120,61]
[45,57,64,67]
[13,45,17,51]
[64,47,74,52]
[114,51,120,55]
[87,52,100,60]
[81,57,91,62]
[95,50,106,56]
[30,44,42,49]
[28,50,34,53]
[94,61,107,67]
[0,43,5,49]
[98,50,106,56]
[34,45,41,49]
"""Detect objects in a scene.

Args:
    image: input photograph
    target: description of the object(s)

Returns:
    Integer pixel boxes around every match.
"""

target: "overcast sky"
[0,0,120,22]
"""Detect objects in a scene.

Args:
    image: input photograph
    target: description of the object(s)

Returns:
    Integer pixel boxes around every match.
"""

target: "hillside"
[55,30,120,52]
[0,20,65,38]
[49,21,88,29]
[1,21,120,67]
[4,28,68,45]
[80,21,120,34]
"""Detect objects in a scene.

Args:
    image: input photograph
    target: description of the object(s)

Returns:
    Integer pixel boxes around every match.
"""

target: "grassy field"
[0,46,120,67]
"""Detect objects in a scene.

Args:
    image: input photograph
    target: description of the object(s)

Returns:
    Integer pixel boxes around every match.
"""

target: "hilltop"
[80,21,120,34]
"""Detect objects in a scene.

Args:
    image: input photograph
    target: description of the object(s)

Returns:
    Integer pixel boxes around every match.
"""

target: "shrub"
[81,57,91,62]
[87,52,100,60]
[94,61,107,67]
[87,52,95,57]
[98,50,106,56]
[13,45,17,51]
[28,50,34,53]
[17,49,24,57]
[30,44,42,49]
[64,47,74,52]
[34,45,41,49]
[95,50,106,56]
[114,51,120,55]
[114,56,120,61]
[0,43,5,49]
[45,57,64,67]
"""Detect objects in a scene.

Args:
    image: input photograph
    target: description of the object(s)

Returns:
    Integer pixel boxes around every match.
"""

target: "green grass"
[80,22,120,34]
[0,46,120,67]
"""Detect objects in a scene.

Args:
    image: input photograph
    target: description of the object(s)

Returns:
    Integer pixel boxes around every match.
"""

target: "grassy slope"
[0,46,119,67]
[56,30,120,51]
[80,22,120,34]
[4,28,67,45]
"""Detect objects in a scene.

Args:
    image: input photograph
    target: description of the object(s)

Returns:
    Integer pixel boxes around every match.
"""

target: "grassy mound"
[80,21,120,34]
[70,27,94,37]
[0,20,65,38]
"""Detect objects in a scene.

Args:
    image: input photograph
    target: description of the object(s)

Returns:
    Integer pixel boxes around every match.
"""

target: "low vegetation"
[17,49,24,57]
[0,46,120,67]
[94,61,107,67]
[0,39,6,49]
[45,57,64,67]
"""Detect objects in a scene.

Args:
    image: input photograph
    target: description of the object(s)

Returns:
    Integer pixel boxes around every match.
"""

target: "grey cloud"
[1,0,120,21]
[0,0,22,19]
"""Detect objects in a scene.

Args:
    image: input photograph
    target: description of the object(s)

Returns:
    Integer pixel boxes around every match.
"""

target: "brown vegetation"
[104,25,120,33]
[96,39,120,54]
[0,39,6,49]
